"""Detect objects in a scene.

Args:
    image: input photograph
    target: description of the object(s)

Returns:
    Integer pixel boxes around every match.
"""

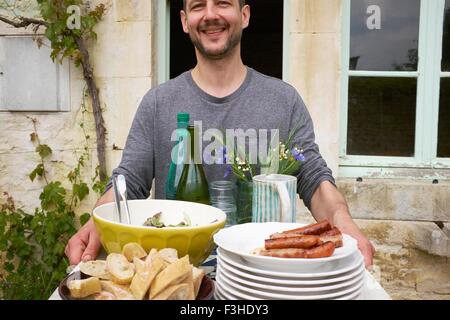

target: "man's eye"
[190,3,205,10]
[218,1,231,7]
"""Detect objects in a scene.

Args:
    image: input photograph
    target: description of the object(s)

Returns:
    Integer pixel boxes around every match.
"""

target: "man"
[66,0,375,267]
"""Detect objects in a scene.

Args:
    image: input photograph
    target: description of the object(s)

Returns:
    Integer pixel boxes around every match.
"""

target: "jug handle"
[273,181,291,222]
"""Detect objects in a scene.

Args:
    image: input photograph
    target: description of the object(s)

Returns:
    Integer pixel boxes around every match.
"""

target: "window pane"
[347,77,417,156]
[437,79,450,157]
[0,37,70,111]
[443,0,450,71]
[350,0,420,71]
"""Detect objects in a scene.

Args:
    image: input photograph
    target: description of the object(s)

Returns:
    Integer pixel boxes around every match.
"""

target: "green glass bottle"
[165,113,190,200]
[176,125,211,205]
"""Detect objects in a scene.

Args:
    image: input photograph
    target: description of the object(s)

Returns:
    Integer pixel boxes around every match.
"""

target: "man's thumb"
[81,232,101,262]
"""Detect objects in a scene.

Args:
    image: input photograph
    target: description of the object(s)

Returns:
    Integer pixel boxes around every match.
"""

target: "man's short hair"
[183,0,246,11]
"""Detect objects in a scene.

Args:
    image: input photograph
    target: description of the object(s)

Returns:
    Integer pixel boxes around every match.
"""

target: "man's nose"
[204,1,219,20]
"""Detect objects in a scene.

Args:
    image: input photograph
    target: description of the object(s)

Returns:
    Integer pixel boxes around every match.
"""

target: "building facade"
[0,0,449,299]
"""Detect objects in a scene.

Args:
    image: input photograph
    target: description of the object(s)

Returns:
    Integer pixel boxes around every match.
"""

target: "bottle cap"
[177,112,190,123]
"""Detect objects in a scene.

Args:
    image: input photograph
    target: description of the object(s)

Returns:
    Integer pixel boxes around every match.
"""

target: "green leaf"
[29,164,45,182]
[4,262,14,272]
[36,144,52,159]
[40,182,66,210]
[92,178,108,195]
[6,250,14,260]
[73,182,89,202]
[79,213,91,226]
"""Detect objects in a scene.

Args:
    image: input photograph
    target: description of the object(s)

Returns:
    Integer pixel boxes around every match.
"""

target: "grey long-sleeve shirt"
[107,67,335,209]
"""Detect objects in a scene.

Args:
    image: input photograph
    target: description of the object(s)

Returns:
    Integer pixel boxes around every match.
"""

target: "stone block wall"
[1,0,449,301]
[0,0,152,214]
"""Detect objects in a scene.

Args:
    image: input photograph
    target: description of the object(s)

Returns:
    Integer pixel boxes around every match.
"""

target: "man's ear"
[241,4,250,29]
[180,10,189,34]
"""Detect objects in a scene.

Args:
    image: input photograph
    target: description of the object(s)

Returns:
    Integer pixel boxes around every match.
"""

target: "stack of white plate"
[213,222,365,300]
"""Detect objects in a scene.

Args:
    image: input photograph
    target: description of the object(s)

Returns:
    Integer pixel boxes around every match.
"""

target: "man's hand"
[310,181,375,268]
[65,188,114,265]
[65,218,101,265]
[332,213,376,268]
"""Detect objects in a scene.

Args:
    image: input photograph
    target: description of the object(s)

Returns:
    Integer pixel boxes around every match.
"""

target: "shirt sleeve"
[289,92,336,210]
[104,91,156,200]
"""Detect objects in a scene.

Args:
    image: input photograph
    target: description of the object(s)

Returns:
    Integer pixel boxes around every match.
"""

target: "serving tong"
[112,174,131,224]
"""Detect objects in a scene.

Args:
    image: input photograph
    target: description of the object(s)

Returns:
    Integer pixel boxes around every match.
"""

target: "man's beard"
[189,27,242,60]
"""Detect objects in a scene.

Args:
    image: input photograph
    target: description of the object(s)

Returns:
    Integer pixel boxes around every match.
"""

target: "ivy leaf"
[73,182,89,202]
[67,171,75,183]
[4,262,14,272]
[79,213,91,226]
[36,144,52,159]
[29,164,45,182]
[92,179,108,195]
[40,182,66,210]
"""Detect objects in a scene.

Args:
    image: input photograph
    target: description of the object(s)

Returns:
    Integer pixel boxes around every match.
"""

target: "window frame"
[155,0,291,84]
[339,0,450,178]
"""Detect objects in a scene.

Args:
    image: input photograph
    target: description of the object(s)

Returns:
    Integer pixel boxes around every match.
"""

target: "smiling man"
[66,0,375,268]
[182,0,246,59]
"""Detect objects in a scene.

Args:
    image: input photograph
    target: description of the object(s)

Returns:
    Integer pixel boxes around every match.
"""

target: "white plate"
[217,247,364,279]
[334,286,364,300]
[214,286,227,300]
[214,223,358,272]
[218,252,365,286]
[216,271,364,300]
[216,263,365,294]
[216,280,363,301]
[215,281,260,300]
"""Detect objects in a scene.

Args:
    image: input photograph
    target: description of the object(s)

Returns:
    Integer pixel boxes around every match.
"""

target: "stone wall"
[1,0,449,300]
[356,219,450,300]
[286,0,342,176]
[339,179,450,300]
[0,0,152,214]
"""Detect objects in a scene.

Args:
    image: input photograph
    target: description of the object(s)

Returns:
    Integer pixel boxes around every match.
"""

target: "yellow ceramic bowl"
[93,199,226,266]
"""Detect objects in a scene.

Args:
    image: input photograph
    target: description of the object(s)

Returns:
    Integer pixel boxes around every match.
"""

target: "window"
[340,0,450,176]
[0,36,70,112]
[156,0,286,82]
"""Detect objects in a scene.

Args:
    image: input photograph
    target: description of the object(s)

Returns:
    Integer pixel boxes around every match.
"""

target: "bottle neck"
[177,121,189,129]
[188,126,200,163]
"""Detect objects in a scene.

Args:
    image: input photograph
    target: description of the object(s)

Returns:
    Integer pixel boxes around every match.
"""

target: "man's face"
[181,0,250,60]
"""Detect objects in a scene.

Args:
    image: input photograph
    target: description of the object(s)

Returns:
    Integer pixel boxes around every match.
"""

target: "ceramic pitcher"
[252,174,297,223]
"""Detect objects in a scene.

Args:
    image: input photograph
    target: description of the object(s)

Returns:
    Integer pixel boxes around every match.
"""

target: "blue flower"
[224,164,232,178]
[215,146,228,164]
[291,148,305,162]
[223,146,228,162]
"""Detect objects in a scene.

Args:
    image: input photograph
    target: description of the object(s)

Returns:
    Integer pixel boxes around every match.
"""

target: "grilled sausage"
[270,226,343,248]
[264,235,319,250]
[318,227,343,248]
[279,220,332,236]
[259,248,307,258]
[259,241,336,259]
[304,241,335,258]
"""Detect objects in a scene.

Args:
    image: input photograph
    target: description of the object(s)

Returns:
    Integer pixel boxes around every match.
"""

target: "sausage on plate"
[264,235,319,250]
[277,220,332,236]
[259,241,336,259]
[318,227,343,248]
